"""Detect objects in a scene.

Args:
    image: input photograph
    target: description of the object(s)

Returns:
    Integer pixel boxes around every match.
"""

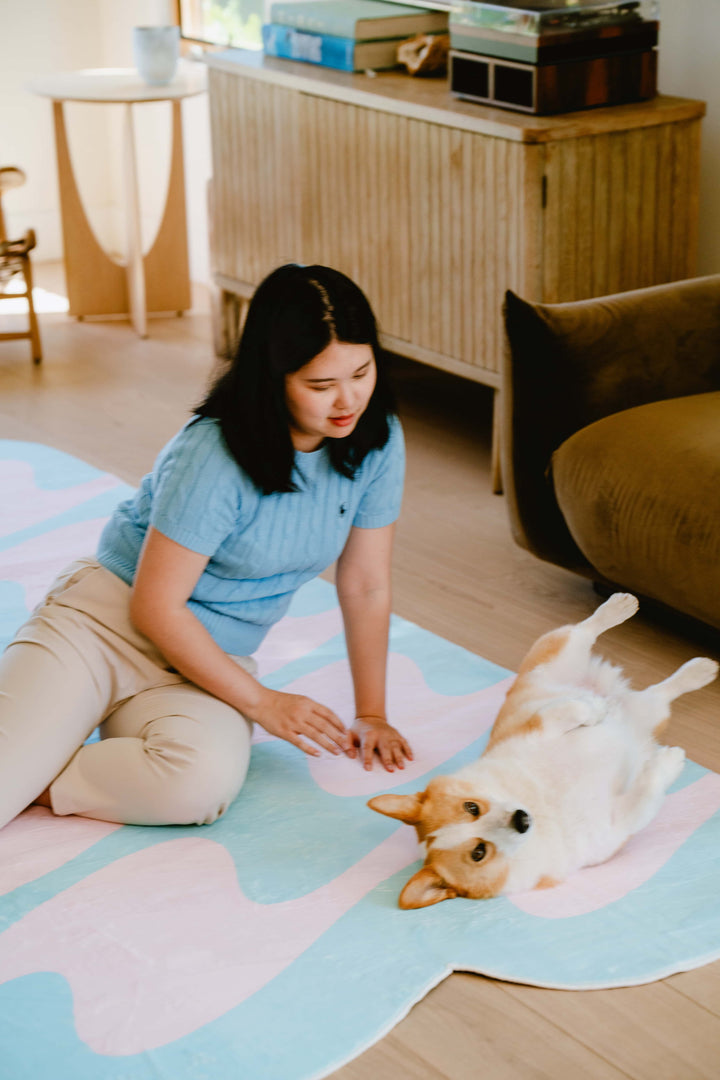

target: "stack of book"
[449,0,659,115]
[262,0,449,73]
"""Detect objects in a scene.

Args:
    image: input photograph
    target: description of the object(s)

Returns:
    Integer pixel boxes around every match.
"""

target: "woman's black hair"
[193,264,396,494]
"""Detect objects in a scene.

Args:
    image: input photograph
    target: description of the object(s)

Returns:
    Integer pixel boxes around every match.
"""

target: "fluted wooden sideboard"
[205,49,705,489]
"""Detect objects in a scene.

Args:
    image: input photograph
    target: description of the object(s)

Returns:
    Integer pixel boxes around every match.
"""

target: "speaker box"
[449,48,657,114]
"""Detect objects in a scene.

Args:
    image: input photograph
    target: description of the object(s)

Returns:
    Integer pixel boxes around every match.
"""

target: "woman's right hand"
[249,688,354,757]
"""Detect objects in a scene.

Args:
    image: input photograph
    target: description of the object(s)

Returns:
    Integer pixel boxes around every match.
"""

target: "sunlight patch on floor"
[1,285,69,316]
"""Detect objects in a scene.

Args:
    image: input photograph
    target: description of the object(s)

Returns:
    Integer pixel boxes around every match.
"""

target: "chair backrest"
[0,167,26,244]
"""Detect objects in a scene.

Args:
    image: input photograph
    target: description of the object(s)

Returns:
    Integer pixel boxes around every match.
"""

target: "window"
[178,0,264,51]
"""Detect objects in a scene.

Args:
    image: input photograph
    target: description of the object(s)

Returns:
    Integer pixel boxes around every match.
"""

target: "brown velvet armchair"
[501,274,720,632]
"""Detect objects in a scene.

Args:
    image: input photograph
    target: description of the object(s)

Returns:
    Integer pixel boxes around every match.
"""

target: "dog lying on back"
[369,594,718,909]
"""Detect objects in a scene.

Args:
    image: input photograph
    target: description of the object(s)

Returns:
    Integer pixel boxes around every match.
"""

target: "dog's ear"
[399,867,457,909]
[367,793,424,824]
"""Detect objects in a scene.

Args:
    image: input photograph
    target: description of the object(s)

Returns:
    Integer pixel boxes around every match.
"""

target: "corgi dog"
[369,593,718,909]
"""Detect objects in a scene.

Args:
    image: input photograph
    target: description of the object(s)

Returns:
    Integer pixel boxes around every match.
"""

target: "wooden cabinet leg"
[491,388,503,495]
[210,286,245,359]
[210,284,229,358]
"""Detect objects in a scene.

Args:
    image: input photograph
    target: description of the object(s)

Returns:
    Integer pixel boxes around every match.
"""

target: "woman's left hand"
[349,716,413,773]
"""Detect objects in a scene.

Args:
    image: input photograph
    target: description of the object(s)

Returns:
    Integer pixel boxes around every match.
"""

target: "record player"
[449,0,659,114]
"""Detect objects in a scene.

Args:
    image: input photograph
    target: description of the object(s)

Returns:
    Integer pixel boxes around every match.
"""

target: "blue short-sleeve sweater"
[96,415,405,655]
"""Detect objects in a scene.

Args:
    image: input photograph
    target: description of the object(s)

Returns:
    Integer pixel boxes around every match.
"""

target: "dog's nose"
[511,809,531,833]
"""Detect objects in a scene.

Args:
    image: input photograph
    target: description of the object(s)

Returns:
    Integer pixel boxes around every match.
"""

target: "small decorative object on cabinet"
[397,33,450,76]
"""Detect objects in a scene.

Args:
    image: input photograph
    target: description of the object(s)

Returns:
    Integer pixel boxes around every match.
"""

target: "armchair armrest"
[501,275,720,571]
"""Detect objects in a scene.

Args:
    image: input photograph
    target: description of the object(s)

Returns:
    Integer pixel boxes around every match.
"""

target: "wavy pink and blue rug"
[2,440,720,1080]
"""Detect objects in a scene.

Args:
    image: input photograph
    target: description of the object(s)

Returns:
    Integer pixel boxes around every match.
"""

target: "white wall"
[0,0,212,285]
[656,0,720,275]
[0,0,109,262]
[1,0,719,284]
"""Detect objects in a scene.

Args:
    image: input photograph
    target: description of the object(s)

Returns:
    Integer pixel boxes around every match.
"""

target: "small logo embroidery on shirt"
[339,504,347,515]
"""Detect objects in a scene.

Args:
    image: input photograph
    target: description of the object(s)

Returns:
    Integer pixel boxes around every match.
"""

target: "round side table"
[28,62,207,337]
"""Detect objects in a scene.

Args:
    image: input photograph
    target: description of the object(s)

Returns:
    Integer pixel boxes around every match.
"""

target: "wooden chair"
[0,166,42,364]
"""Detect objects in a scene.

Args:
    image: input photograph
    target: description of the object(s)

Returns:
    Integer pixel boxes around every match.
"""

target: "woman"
[0,264,411,831]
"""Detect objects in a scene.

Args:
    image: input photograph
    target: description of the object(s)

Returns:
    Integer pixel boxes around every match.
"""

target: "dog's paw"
[571,697,606,728]
[653,745,686,789]
[538,697,605,734]
[595,592,639,628]
[672,657,719,694]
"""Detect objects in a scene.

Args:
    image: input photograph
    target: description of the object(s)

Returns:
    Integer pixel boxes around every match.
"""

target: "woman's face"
[285,339,377,452]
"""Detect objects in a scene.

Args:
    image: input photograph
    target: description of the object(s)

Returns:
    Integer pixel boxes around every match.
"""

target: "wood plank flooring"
[2,265,719,1078]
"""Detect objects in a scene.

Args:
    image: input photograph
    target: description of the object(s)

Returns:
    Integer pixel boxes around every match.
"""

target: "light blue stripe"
[0,441,110,487]
[0,486,133,554]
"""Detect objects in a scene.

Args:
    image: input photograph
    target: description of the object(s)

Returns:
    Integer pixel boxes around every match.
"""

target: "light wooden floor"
[2,266,720,1078]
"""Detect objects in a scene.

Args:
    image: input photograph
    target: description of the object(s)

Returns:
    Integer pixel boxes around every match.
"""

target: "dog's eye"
[471,842,487,863]
[463,801,480,817]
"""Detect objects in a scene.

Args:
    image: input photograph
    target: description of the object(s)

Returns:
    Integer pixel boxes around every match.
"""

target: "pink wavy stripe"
[251,654,513,796]
[0,460,122,539]
[0,827,419,1054]
[510,772,720,918]
[254,605,344,676]
[0,518,109,610]
[0,807,120,896]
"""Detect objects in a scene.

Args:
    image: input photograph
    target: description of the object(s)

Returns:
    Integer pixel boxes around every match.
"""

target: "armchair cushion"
[551,392,720,629]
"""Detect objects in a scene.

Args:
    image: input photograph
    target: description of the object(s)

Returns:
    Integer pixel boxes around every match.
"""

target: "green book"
[268,0,448,41]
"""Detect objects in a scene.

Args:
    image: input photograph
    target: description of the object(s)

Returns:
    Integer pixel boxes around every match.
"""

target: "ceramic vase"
[133,26,180,87]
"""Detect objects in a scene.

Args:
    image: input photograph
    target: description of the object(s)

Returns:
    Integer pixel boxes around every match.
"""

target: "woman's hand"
[350,716,413,773]
[250,687,353,757]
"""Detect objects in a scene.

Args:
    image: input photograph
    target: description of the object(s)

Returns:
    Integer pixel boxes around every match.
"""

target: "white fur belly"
[479,725,654,888]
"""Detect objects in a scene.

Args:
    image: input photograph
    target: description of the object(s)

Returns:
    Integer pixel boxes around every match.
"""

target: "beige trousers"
[0,559,256,829]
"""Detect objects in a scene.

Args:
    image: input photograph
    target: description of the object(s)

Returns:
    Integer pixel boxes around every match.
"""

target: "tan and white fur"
[369,594,718,909]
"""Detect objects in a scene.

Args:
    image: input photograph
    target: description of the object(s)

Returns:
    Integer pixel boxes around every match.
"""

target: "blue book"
[267,0,448,40]
[262,23,405,71]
